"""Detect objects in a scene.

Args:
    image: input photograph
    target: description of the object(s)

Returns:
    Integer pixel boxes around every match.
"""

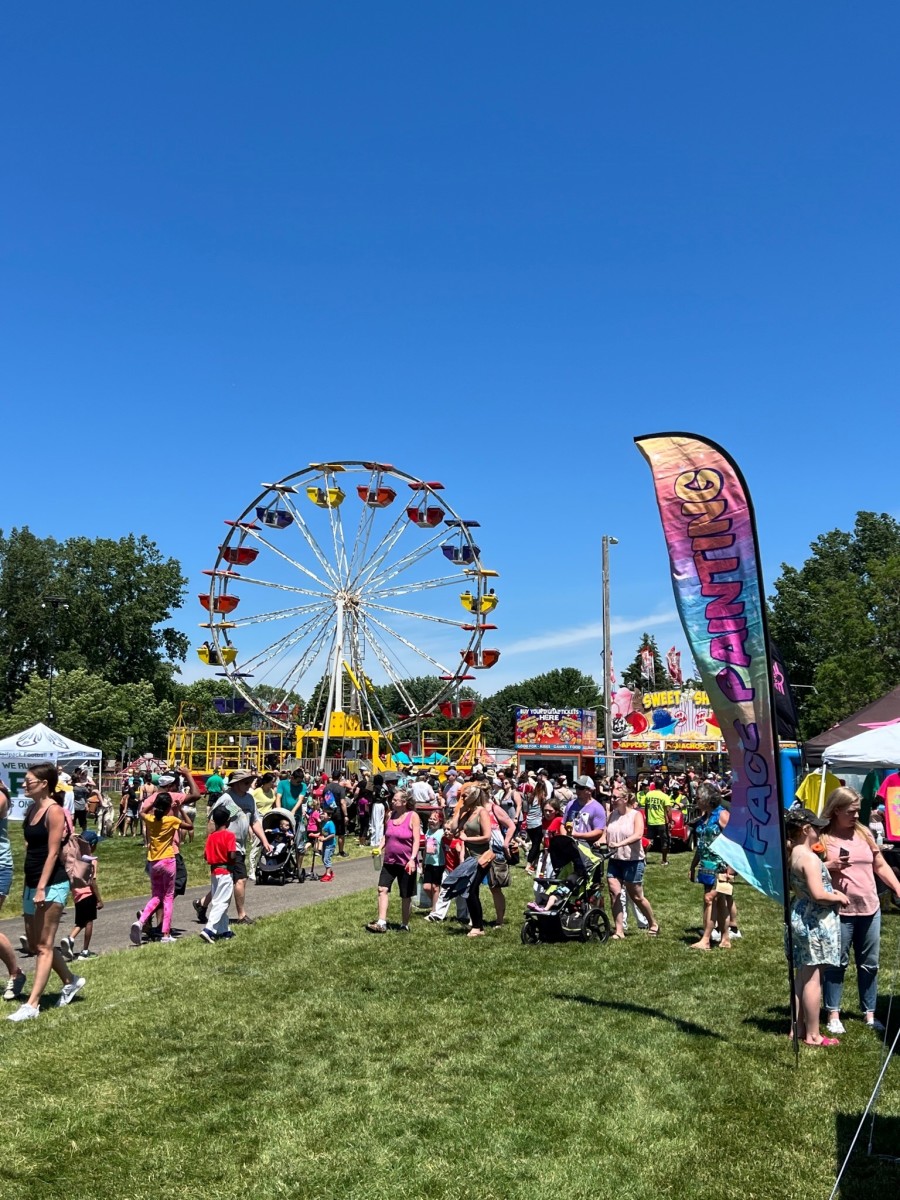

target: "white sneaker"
[711,929,721,943]
[160,935,177,944]
[2,972,26,1001]
[7,1004,40,1022]
[865,1016,886,1032]
[826,1017,845,1036]
[57,976,86,1007]
[130,921,143,946]
[60,936,76,961]
[730,927,742,940]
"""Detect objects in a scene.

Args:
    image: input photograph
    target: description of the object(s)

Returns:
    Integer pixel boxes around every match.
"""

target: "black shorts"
[648,825,670,852]
[332,811,346,837]
[378,862,418,898]
[422,864,443,886]
[231,852,248,882]
[74,895,98,926]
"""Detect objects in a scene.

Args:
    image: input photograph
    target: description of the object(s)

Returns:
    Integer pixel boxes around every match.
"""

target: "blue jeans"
[823,909,881,1015]
[322,843,334,869]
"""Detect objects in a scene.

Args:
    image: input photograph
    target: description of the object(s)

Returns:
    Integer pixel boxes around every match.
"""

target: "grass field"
[2,863,898,1200]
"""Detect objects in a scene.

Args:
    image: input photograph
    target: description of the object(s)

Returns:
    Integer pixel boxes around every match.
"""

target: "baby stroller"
[521,836,611,945]
[256,808,299,886]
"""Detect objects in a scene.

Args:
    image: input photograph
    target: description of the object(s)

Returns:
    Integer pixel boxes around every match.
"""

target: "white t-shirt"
[410,780,436,806]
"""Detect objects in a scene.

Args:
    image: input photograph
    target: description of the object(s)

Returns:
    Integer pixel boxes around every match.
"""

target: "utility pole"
[601,537,618,781]
[41,596,69,725]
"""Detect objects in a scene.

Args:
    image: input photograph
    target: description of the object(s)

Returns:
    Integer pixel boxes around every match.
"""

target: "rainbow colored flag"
[635,432,786,903]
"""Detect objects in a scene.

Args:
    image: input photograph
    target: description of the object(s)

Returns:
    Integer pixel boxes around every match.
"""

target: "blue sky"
[3,4,899,697]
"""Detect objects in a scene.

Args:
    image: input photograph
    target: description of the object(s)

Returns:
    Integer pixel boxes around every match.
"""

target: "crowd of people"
[1,758,898,1044]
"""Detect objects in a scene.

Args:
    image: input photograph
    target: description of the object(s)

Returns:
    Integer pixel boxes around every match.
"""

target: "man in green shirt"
[644,777,672,866]
[206,770,225,808]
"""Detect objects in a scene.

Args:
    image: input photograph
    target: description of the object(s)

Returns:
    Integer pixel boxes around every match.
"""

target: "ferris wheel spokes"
[362,522,454,593]
[236,523,334,592]
[346,502,415,594]
[364,600,471,629]
[329,482,351,585]
[356,615,420,717]
[274,489,343,589]
[228,600,328,628]
[234,607,333,677]
[345,467,382,583]
[362,609,455,677]
[232,572,330,601]
[370,572,472,600]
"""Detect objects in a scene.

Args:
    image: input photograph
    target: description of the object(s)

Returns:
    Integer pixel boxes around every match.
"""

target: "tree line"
[1,512,896,754]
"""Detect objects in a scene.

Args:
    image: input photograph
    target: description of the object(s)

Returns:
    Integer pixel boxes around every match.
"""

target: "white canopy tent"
[822,725,900,772]
[0,722,102,820]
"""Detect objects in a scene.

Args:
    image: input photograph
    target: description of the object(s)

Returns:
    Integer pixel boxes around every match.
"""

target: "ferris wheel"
[197,461,500,738]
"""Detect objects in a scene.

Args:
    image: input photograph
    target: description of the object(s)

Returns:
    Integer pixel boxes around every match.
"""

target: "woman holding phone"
[821,787,900,1034]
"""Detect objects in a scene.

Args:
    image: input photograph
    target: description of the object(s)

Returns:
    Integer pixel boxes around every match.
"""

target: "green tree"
[0,669,175,755]
[0,528,188,710]
[480,667,598,747]
[769,511,900,736]
[621,634,671,693]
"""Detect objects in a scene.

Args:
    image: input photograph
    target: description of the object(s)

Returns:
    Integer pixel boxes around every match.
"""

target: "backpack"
[60,815,94,889]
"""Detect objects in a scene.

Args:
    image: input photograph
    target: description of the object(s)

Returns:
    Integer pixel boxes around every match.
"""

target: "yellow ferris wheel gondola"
[306,486,346,508]
[197,641,237,667]
[460,588,498,615]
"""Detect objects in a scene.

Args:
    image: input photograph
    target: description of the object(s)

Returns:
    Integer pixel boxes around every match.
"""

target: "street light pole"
[601,536,618,781]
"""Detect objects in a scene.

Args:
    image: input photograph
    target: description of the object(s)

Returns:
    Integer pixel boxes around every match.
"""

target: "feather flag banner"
[635,432,786,903]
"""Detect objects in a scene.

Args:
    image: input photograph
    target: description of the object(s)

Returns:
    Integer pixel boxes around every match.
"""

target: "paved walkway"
[0,856,378,960]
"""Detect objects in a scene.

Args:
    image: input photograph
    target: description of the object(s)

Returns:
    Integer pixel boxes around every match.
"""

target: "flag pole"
[734,457,800,1066]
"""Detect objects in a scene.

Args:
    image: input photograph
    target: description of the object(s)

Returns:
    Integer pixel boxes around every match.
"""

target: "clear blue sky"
[4,4,898,695]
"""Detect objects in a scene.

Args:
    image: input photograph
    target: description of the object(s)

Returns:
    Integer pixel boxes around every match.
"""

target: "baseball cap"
[575,775,596,790]
[157,774,176,788]
[785,804,828,829]
[229,768,257,785]
[81,829,101,847]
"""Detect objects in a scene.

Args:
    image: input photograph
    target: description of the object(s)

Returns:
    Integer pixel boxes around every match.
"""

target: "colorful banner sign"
[635,432,785,903]
[609,685,723,750]
[0,758,41,821]
[515,708,595,752]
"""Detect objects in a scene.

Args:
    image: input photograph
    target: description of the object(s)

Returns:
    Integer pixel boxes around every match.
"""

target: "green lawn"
[2,810,371,915]
[2,863,898,1200]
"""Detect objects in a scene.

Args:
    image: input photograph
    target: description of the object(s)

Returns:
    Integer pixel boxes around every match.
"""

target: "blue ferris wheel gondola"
[255,506,293,530]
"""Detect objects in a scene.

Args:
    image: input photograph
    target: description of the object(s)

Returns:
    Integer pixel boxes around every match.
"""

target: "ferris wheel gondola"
[197,461,500,739]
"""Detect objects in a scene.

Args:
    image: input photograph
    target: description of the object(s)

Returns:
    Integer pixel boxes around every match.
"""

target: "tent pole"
[817,763,827,815]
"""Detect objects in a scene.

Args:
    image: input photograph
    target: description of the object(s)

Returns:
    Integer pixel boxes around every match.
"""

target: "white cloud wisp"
[502,610,678,656]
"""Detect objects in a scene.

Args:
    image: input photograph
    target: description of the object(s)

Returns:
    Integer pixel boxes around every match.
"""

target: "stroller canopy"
[261,807,295,833]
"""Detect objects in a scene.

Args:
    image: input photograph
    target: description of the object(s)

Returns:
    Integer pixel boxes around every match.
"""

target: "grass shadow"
[834,1110,900,1197]
[742,1004,792,1036]
[554,993,726,1040]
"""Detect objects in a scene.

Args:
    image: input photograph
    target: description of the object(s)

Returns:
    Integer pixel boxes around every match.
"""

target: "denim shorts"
[23,881,70,914]
[0,862,12,897]
[608,858,646,884]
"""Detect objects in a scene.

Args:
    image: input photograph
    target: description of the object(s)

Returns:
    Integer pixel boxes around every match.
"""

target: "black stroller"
[256,808,300,885]
[520,836,611,945]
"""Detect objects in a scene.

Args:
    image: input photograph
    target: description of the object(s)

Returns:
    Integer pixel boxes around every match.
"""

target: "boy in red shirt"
[200,807,237,943]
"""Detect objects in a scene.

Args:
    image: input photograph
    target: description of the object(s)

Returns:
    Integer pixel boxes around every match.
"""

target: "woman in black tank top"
[7,765,83,1023]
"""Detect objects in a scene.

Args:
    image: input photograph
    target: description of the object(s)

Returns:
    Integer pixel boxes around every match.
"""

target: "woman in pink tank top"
[366,790,421,934]
[822,787,900,1034]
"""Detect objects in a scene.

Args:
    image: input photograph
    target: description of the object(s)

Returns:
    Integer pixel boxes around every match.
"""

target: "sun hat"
[229,768,257,784]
